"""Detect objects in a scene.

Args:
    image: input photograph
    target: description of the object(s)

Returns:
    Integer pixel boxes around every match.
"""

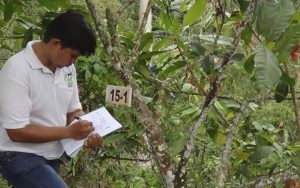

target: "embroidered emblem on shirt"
[65,73,73,87]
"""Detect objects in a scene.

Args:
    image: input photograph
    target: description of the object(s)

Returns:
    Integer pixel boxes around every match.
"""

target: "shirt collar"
[23,40,53,74]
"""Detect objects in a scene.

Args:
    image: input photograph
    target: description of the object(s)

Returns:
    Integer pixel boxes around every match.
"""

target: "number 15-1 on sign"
[105,85,132,107]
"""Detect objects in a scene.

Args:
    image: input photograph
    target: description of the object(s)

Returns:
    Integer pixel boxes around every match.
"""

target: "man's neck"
[32,42,56,73]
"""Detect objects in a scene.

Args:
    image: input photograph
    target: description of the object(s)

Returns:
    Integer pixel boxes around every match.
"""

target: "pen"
[74,117,81,120]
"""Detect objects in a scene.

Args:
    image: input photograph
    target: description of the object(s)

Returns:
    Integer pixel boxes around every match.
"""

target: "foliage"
[0,0,300,187]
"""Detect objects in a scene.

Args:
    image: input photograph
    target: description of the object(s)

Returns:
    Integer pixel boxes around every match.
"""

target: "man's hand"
[84,134,103,150]
[67,120,94,140]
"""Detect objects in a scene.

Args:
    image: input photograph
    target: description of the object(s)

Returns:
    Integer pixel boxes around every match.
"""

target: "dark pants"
[0,151,68,188]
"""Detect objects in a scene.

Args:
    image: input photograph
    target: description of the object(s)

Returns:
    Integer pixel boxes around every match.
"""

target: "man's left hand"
[84,133,102,150]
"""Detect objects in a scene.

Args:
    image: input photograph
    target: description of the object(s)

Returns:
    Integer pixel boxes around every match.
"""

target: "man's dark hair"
[43,9,96,55]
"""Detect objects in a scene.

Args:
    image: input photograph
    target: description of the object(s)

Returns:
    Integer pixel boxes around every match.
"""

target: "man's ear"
[49,38,62,49]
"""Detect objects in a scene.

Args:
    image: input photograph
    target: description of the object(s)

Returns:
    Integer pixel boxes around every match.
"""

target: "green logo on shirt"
[65,73,73,87]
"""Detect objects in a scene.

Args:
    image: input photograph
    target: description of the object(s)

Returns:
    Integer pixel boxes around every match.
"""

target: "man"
[0,10,102,188]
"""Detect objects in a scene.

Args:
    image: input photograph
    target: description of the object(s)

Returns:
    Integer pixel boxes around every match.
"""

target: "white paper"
[61,107,122,157]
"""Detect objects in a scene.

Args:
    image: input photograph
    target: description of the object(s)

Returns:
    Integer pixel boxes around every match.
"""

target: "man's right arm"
[6,120,94,143]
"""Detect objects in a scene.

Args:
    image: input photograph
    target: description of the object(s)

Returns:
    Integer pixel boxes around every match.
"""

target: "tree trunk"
[174,0,258,186]
[85,0,174,187]
[139,0,152,32]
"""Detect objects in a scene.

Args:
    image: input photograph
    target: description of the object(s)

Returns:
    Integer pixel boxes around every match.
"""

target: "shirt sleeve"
[0,59,31,129]
[67,65,82,113]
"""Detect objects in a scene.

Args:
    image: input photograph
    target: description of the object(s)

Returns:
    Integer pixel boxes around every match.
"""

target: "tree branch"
[218,103,247,187]
[85,1,173,187]
[213,0,226,46]
[101,154,150,162]
[247,172,298,187]
[117,0,134,17]
[284,64,300,140]
[174,0,258,186]
[137,0,153,37]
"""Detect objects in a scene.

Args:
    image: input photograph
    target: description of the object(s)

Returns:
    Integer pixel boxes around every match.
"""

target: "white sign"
[105,85,132,107]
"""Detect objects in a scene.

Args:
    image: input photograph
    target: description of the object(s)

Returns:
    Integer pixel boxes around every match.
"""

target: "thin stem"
[284,64,300,139]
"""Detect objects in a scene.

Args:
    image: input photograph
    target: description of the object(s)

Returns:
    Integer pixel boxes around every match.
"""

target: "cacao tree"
[0,0,299,187]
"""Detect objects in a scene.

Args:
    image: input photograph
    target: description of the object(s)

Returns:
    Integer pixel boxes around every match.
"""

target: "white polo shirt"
[0,41,82,160]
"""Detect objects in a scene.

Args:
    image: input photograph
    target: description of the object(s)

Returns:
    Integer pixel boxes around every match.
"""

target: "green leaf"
[183,0,207,26]
[0,2,4,12]
[159,60,186,78]
[273,142,283,154]
[267,0,294,41]
[230,53,245,63]
[280,73,296,86]
[252,145,275,161]
[37,0,70,10]
[198,34,233,46]
[4,1,13,22]
[140,96,153,104]
[171,105,193,115]
[138,32,153,51]
[215,132,226,145]
[249,102,259,111]
[182,83,195,93]
[254,44,282,89]
[274,81,289,103]
[237,0,250,13]
[152,37,174,51]
[160,12,172,30]
[169,116,181,125]
[115,142,127,153]
[178,1,188,12]
[103,133,126,145]
[189,109,201,121]
[181,106,199,117]
[202,55,214,75]
[137,51,168,61]
[268,163,278,176]
[85,69,91,80]
[16,18,38,30]
[13,24,27,35]
[134,61,150,78]
[262,124,276,133]
[191,41,206,56]
[170,136,187,156]
[241,24,252,46]
[288,141,300,152]
[244,54,255,73]
[120,35,134,49]
[276,23,300,62]
[253,121,263,132]
[235,149,249,161]
[291,150,300,167]
[239,162,250,177]
[221,99,241,109]
[257,132,276,144]
[171,16,181,36]
[22,28,33,48]
[214,100,226,115]
[93,64,102,74]
[255,0,294,41]
[92,75,100,82]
